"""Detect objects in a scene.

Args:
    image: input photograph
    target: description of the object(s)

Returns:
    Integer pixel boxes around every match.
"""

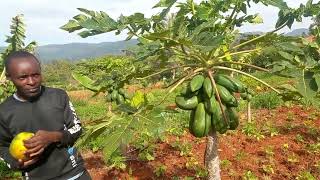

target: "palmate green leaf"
[155,0,177,21]
[190,18,217,39]
[72,72,101,92]
[130,91,145,108]
[192,32,224,52]
[278,51,294,61]
[60,8,118,38]
[102,117,135,162]
[100,108,165,162]
[144,30,171,41]
[260,0,288,10]
[61,20,84,33]
[76,120,110,147]
[314,74,320,92]
[296,71,318,104]
[276,42,304,54]
[153,0,177,8]
[24,41,37,52]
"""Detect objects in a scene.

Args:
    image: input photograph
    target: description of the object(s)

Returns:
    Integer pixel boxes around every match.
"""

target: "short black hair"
[5,50,40,73]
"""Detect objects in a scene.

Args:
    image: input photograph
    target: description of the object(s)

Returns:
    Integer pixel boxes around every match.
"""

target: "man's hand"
[24,130,63,158]
[18,157,39,169]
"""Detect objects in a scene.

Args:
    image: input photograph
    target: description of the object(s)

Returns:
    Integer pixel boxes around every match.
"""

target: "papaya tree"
[61,0,320,179]
[0,14,37,102]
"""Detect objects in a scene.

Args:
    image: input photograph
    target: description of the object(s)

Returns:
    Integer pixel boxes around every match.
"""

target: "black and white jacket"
[0,86,85,180]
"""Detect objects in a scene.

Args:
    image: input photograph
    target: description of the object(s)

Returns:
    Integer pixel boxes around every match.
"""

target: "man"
[0,51,91,180]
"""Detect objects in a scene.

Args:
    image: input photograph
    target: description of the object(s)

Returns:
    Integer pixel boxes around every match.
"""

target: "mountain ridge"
[0,29,310,63]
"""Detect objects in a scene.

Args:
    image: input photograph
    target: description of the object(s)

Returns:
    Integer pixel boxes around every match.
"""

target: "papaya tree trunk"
[205,131,221,180]
[247,102,251,123]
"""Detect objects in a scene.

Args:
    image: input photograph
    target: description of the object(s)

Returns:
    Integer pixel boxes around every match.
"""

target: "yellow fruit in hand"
[9,132,34,160]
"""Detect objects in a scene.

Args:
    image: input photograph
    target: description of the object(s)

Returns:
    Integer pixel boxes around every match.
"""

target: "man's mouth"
[27,87,40,93]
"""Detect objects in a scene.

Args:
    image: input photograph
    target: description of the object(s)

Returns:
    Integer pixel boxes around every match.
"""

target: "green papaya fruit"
[204,96,219,114]
[190,103,206,138]
[203,77,213,98]
[204,110,212,136]
[118,88,126,95]
[190,75,205,92]
[105,94,112,102]
[226,108,239,130]
[227,95,238,107]
[211,105,228,134]
[123,92,130,99]
[247,94,252,102]
[175,96,199,110]
[216,85,233,105]
[240,92,248,100]
[215,74,246,93]
[180,85,193,97]
[116,94,125,104]
[111,90,119,101]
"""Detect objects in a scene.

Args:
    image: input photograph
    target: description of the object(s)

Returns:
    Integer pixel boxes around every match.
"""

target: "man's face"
[7,57,42,100]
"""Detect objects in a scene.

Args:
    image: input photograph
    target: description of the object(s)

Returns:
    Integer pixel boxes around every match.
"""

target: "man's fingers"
[29,148,44,157]
[23,157,39,167]
[25,145,43,157]
[24,139,39,149]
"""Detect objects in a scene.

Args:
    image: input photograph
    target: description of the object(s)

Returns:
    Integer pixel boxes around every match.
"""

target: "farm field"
[67,88,320,180]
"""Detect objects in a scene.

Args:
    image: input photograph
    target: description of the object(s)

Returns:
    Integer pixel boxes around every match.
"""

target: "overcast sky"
[0,0,316,46]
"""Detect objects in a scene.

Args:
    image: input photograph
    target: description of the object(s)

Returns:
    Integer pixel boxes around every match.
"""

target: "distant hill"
[285,28,309,37]
[0,39,138,63]
[0,28,310,62]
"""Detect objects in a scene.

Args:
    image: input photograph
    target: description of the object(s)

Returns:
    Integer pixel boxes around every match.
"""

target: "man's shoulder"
[0,96,15,113]
[43,86,67,96]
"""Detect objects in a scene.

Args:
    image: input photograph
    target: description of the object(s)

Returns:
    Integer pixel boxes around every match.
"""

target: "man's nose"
[26,77,36,85]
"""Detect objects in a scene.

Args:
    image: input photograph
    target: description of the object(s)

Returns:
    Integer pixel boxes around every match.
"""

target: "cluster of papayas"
[105,88,130,104]
[175,74,247,137]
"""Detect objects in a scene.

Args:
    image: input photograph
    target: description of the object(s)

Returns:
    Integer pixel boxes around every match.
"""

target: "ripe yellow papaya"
[9,132,34,160]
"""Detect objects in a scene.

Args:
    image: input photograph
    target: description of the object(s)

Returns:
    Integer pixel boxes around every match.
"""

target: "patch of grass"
[171,140,193,157]
[295,134,305,143]
[251,92,283,109]
[72,98,107,121]
[296,171,316,180]
[235,150,248,161]
[243,170,258,180]
[220,159,232,169]
[262,164,274,174]
[242,122,265,141]
[306,142,320,153]
[265,146,275,158]
[262,121,279,137]
[154,164,167,177]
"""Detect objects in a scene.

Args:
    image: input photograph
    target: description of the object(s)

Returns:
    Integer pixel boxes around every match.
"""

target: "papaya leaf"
[260,0,288,9]
[314,74,320,92]
[102,118,135,162]
[276,42,303,54]
[72,72,101,92]
[130,91,145,108]
[296,71,318,104]
[278,51,294,61]
[153,0,177,8]
[192,33,224,52]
